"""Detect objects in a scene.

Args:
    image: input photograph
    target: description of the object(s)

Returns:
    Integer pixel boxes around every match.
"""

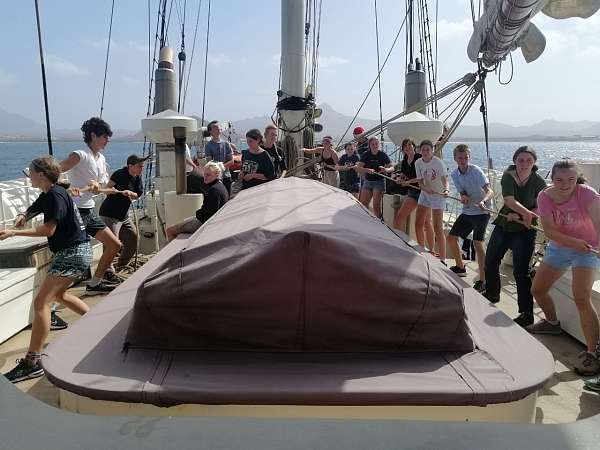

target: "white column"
[280,0,305,159]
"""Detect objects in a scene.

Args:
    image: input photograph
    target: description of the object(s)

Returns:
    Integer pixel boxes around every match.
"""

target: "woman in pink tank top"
[529,160,600,376]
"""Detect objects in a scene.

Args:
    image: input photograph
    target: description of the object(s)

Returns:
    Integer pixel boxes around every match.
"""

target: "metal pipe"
[173,127,187,195]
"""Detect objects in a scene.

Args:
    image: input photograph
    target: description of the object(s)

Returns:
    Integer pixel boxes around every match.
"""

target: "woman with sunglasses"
[1,157,91,383]
[240,129,276,190]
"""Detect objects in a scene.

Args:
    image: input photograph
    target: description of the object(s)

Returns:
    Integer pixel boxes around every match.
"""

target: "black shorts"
[449,213,490,242]
[406,188,420,201]
[78,208,107,237]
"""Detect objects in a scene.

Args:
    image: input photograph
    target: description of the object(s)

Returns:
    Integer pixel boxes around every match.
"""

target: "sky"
[1,0,599,131]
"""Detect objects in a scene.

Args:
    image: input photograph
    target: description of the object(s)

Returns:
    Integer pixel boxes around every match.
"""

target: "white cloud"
[0,68,16,86]
[46,55,89,77]
[434,18,472,41]
[318,56,348,68]
[208,53,231,67]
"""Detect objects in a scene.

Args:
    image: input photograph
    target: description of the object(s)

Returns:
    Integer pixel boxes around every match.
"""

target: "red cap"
[353,126,365,135]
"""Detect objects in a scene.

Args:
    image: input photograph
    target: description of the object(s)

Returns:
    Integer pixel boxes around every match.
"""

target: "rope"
[99,0,116,118]
[498,52,514,85]
[200,0,211,127]
[477,67,493,174]
[176,0,187,112]
[336,6,411,148]
[372,171,544,232]
[182,0,203,112]
[374,0,384,140]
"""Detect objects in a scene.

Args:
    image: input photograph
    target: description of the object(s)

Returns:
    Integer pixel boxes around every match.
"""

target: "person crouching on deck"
[447,144,493,292]
[166,162,229,241]
[1,157,92,383]
[529,159,600,376]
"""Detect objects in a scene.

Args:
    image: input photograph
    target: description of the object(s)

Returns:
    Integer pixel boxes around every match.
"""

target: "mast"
[404,0,426,114]
[279,0,305,161]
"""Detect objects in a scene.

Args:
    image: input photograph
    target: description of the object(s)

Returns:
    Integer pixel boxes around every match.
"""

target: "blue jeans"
[484,226,537,314]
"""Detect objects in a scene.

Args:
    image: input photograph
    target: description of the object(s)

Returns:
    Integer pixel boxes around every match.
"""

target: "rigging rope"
[99,0,116,118]
[176,0,187,113]
[336,6,411,148]
[200,0,211,127]
[374,0,384,140]
[182,0,204,113]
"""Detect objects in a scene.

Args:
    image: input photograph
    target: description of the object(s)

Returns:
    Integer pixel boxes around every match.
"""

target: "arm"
[223,143,234,169]
[540,215,591,252]
[0,220,57,240]
[503,195,537,224]
[302,146,324,154]
[59,152,81,173]
[354,161,373,175]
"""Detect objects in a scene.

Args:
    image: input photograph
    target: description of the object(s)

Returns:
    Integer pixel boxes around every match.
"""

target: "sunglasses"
[22,167,31,178]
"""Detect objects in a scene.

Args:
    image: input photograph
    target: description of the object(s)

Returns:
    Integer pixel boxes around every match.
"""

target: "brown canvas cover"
[125,178,474,352]
[42,178,554,407]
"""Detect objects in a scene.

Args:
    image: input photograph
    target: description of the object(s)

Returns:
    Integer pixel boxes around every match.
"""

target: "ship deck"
[1,259,599,423]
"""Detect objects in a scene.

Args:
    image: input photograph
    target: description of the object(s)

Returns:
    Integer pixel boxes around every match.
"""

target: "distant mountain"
[231,103,383,141]
[1,105,599,141]
[0,107,45,136]
[453,120,600,140]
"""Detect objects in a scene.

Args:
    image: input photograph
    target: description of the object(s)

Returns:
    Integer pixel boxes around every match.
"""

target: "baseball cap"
[353,126,365,135]
[126,154,150,165]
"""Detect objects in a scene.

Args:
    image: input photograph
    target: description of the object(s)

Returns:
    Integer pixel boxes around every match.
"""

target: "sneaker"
[473,280,486,293]
[449,266,467,277]
[103,271,123,285]
[4,358,44,383]
[50,311,68,331]
[513,312,534,328]
[575,351,600,376]
[85,281,116,295]
[583,376,600,392]
[526,319,562,335]
[484,292,500,304]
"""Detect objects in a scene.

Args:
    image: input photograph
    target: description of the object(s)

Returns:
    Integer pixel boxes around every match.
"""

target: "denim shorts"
[78,208,107,237]
[406,189,420,202]
[48,241,92,278]
[543,242,600,270]
[362,179,385,192]
[417,191,446,210]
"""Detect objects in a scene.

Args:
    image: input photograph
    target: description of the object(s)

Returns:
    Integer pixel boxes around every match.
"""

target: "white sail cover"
[468,0,600,66]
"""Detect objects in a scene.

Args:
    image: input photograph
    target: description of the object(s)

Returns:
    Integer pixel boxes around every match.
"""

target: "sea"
[1,140,600,181]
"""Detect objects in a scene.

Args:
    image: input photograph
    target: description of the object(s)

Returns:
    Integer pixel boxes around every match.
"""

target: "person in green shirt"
[484,146,547,327]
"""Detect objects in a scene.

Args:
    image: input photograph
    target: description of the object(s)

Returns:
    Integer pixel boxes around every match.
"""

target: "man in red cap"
[353,126,369,157]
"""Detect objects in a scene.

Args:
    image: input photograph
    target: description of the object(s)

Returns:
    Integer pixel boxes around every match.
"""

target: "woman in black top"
[166,162,229,241]
[240,129,276,190]
[355,136,393,219]
[392,138,422,232]
[337,142,360,197]
[1,157,92,383]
